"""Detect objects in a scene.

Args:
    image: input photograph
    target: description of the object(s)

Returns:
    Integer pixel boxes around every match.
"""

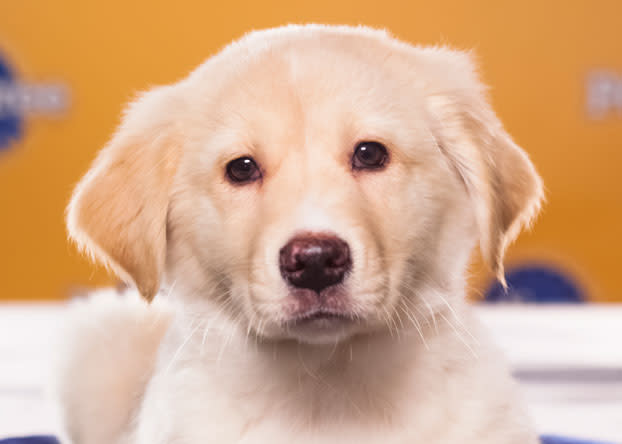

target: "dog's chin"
[282,310,359,345]
[252,310,362,345]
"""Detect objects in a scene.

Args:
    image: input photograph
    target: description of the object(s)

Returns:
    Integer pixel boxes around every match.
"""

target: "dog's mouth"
[289,308,355,325]
[255,286,364,343]
[281,307,358,343]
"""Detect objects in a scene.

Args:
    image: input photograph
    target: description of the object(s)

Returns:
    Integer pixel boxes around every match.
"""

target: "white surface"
[477,305,622,442]
[0,303,621,441]
[476,305,622,369]
[0,304,63,439]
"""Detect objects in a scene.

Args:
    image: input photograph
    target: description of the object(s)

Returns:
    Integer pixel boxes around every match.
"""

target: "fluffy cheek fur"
[357,151,478,322]
[164,158,261,317]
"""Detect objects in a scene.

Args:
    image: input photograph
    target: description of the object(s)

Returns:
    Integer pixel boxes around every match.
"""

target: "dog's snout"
[279,234,351,293]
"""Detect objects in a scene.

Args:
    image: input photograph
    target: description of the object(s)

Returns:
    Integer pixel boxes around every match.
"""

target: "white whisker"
[164,321,201,374]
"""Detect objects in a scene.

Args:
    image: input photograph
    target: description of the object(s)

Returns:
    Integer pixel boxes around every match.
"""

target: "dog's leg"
[53,289,172,444]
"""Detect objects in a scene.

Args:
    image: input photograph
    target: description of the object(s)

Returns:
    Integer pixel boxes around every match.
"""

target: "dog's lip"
[286,308,356,326]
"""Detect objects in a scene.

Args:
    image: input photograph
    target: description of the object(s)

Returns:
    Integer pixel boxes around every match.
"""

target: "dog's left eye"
[226,156,262,184]
[352,141,388,170]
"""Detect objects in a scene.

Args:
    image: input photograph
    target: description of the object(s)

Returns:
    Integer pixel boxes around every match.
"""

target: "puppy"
[55,25,543,444]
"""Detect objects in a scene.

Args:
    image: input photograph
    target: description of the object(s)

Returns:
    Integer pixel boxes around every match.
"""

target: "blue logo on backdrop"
[0,51,69,151]
[485,264,585,303]
[0,54,22,150]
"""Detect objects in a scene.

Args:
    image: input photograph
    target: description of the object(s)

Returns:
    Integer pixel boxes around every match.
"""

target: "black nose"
[279,234,351,293]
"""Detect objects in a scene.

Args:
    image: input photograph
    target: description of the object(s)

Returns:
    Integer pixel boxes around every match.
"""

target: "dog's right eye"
[352,141,388,170]
[226,156,262,184]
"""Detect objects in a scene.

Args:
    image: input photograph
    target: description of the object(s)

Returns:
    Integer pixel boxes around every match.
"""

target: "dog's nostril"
[279,234,351,293]
[287,256,305,273]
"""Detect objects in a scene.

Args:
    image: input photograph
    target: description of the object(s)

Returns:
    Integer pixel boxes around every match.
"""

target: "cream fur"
[56,24,543,444]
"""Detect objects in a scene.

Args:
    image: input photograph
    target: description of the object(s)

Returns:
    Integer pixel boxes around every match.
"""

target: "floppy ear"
[66,86,181,301]
[423,49,544,284]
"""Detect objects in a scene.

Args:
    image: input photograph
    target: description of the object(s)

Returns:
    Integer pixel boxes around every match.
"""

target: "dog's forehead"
[221,39,399,104]
[181,28,428,161]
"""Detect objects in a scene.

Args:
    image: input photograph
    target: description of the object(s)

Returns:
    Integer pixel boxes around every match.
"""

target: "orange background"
[0,1,620,301]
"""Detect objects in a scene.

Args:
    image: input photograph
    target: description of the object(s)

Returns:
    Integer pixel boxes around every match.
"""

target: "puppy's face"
[67,26,543,345]
[168,50,461,344]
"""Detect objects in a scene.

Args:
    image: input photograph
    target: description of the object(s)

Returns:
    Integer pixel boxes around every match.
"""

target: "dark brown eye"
[352,141,388,170]
[226,156,261,184]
